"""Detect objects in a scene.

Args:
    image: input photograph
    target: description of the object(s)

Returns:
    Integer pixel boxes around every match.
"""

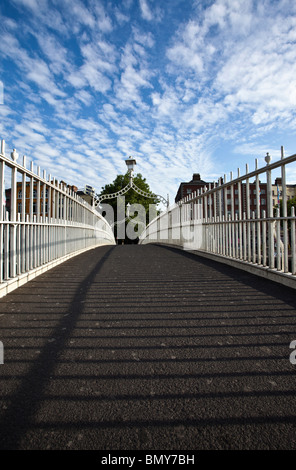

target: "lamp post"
[125,156,137,184]
[126,202,131,218]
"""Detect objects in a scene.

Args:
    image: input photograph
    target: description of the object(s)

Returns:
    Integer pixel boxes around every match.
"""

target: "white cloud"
[11,0,48,12]
[166,20,205,75]
[139,0,163,22]
[33,31,71,77]
[66,39,117,94]
[165,0,296,149]
[2,0,296,203]
[114,7,130,24]
[12,0,67,33]
[132,28,154,48]
[0,32,67,105]
[93,3,113,33]
[80,63,112,94]
[70,0,96,29]
[75,89,93,106]
[14,123,46,143]
[113,40,153,110]
[139,0,153,21]
[67,72,86,89]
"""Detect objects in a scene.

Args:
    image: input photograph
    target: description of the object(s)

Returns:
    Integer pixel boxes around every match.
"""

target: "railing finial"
[265,152,272,165]
[11,148,19,162]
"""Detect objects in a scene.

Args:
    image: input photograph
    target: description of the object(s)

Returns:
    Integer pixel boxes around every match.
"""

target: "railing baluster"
[0,159,4,283]
[252,211,256,264]
[276,208,281,270]
[291,207,295,275]
[281,146,289,272]
[262,210,267,267]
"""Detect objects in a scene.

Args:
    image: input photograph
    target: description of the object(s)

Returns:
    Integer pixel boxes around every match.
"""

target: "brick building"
[174,173,295,218]
[5,181,78,217]
[175,173,212,203]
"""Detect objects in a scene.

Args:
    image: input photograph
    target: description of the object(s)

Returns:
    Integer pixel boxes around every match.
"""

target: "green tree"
[97,172,160,243]
[275,196,296,217]
[287,196,296,216]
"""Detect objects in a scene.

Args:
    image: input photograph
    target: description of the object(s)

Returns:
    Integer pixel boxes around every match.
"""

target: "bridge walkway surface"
[0,244,296,451]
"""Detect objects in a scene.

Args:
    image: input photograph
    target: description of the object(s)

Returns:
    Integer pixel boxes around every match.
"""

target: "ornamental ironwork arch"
[94,156,169,208]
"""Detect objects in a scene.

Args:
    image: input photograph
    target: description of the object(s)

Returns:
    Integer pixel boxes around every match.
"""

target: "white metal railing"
[0,140,115,296]
[140,147,296,287]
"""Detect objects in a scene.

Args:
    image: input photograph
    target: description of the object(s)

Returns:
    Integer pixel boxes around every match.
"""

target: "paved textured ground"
[0,244,296,451]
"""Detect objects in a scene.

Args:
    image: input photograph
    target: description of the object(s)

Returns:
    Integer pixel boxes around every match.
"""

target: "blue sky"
[0,0,296,205]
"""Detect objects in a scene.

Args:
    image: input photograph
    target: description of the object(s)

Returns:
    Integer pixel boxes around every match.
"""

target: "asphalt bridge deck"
[0,244,296,450]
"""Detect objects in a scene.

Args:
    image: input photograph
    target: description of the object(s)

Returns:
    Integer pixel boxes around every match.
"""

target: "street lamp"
[125,156,137,184]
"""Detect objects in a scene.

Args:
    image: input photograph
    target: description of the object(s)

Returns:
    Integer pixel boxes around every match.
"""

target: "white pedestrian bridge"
[0,139,296,297]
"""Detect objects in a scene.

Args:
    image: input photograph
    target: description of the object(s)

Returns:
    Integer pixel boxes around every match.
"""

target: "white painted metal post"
[266,153,274,269]
[243,212,247,261]
[36,166,41,267]
[4,211,9,279]
[48,174,52,219]
[213,183,217,253]
[33,214,37,269]
[262,210,267,267]
[237,168,242,260]
[291,207,295,275]
[10,149,18,278]
[235,213,239,257]
[0,158,4,283]
[29,162,34,271]
[252,211,256,264]
[281,146,289,272]
[276,207,281,270]
[255,159,261,265]
[21,157,26,273]
[25,214,29,271]
[246,164,251,262]
[22,157,26,223]
[218,178,222,254]
[224,175,228,256]
[16,213,21,275]
[230,172,235,258]
[222,215,226,256]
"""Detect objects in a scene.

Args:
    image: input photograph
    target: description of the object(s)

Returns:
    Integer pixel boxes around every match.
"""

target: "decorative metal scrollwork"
[95,181,168,207]
[95,182,132,204]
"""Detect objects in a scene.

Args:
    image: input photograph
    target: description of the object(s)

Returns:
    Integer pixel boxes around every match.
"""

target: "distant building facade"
[175,173,295,218]
[175,173,212,203]
[5,181,78,217]
[272,178,296,207]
